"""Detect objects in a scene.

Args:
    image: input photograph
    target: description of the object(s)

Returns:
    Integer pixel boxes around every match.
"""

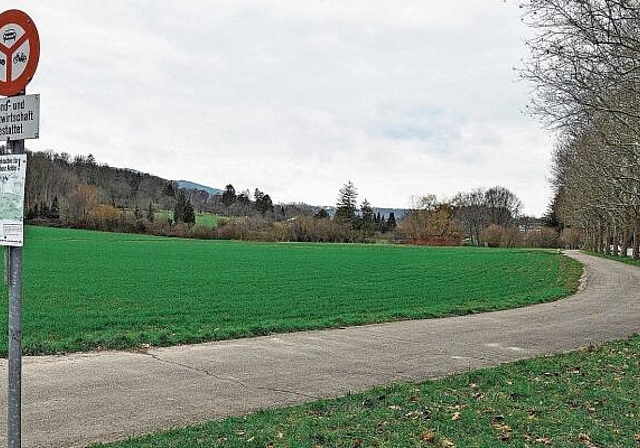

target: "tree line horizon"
[0,147,574,247]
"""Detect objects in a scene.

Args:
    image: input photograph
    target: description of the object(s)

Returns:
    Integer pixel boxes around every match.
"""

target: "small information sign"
[0,93,39,140]
[0,153,27,246]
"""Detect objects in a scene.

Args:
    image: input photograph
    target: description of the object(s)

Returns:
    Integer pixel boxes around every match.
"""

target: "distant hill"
[177,180,223,195]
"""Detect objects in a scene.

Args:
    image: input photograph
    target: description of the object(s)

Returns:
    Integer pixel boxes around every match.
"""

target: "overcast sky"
[15,1,552,215]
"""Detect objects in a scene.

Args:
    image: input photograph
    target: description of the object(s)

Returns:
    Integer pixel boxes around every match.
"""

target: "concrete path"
[1,251,639,448]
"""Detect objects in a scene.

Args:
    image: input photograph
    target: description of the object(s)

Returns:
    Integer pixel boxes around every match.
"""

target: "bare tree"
[451,189,487,245]
[522,0,640,257]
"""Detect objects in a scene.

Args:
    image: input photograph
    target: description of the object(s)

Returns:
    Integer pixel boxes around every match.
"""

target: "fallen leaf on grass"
[534,437,553,445]
[440,439,455,447]
[492,424,512,441]
[451,412,461,421]
[473,392,485,400]
[579,433,598,448]
[490,416,512,441]
[420,430,435,443]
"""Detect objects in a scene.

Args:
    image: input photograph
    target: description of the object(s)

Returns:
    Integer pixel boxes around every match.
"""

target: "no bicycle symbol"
[0,9,40,96]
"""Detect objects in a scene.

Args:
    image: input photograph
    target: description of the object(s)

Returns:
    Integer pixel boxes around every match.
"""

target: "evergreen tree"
[387,212,397,231]
[334,181,358,227]
[51,196,60,220]
[222,184,236,207]
[314,208,330,219]
[542,190,563,230]
[254,188,265,210]
[40,202,51,219]
[163,182,176,198]
[260,194,274,215]
[360,199,375,237]
[253,188,274,215]
[146,201,155,223]
[183,201,195,225]
[173,191,196,225]
[378,216,387,233]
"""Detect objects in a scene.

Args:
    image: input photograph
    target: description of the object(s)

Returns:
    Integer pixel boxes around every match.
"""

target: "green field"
[154,210,219,227]
[0,226,581,356]
[93,334,640,448]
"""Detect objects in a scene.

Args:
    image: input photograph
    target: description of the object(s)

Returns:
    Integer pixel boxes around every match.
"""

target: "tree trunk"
[631,219,640,260]
[621,231,630,257]
[597,226,603,253]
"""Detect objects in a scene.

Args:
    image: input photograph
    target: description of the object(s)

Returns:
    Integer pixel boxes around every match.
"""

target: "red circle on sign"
[0,9,40,96]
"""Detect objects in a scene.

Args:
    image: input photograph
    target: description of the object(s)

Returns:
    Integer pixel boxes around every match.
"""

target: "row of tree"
[332,181,397,236]
[330,181,557,248]
[4,148,548,246]
[522,0,640,257]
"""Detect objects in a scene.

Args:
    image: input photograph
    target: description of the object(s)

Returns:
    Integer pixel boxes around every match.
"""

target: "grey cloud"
[21,0,551,215]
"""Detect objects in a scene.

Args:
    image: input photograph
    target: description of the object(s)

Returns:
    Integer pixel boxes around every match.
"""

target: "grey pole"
[7,91,25,448]
[3,248,8,285]
[7,242,22,448]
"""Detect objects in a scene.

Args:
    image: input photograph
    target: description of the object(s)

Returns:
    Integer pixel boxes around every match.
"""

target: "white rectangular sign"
[0,154,27,246]
[0,94,39,141]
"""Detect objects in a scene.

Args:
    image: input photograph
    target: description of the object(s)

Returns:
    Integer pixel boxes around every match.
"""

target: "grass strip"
[92,334,640,448]
[0,226,582,356]
[584,250,640,269]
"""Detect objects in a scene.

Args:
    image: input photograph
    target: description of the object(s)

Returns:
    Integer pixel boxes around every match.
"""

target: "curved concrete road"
[1,251,639,448]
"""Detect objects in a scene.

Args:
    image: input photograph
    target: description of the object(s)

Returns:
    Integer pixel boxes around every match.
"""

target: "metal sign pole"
[0,10,41,448]
[3,248,8,285]
[7,90,25,448]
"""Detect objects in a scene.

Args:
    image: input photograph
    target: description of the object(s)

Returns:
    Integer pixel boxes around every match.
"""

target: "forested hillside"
[24,150,177,221]
[0,149,320,239]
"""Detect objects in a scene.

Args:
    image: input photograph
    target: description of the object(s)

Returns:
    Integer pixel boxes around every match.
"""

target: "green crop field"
[0,226,581,356]
[195,212,219,227]
[154,210,219,227]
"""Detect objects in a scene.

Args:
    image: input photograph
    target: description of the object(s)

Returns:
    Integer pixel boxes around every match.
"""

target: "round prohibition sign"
[0,9,40,96]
